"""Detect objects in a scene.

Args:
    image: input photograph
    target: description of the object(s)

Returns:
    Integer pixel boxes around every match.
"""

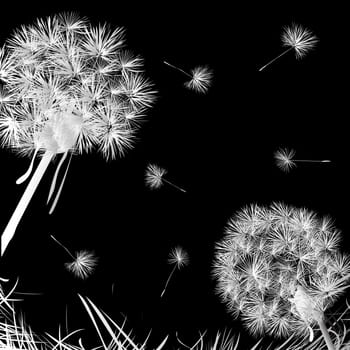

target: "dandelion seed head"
[282,24,318,59]
[145,164,167,189]
[185,66,213,94]
[65,250,98,279]
[0,13,155,160]
[168,246,189,268]
[213,202,350,339]
[274,148,296,172]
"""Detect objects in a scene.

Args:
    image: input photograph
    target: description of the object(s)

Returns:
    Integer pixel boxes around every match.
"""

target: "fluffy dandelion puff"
[160,246,189,298]
[282,24,319,59]
[145,163,186,193]
[50,234,98,279]
[163,61,213,93]
[65,251,98,279]
[0,13,155,256]
[168,246,189,267]
[213,202,350,348]
[259,23,318,71]
[184,66,213,93]
[274,148,297,172]
[145,164,167,189]
[274,148,331,172]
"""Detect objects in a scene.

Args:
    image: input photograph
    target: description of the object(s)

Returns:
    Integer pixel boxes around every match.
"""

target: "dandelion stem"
[47,151,69,204]
[294,160,331,163]
[317,318,335,350]
[259,47,294,71]
[163,61,192,78]
[50,234,75,260]
[65,304,68,335]
[49,152,73,215]
[163,178,186,193]
[160,264,177,298]
[13,291,43,296]
[1,151,54,256]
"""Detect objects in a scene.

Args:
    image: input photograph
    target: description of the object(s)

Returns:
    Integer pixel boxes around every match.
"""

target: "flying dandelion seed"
[213,202,350,349]
[259,23,318,71]
[274,148,331,172]
[65,251,98,280]
[0,12,156,256]
[50,234,97,279]
[160,246,189,298]
[163,61,213,93]
[145,164,186,193]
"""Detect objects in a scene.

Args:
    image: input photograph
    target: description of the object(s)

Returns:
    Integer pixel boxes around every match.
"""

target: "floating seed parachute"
[258,23,318,71]
[213,203,350,347]
[0,13,156,255]
[145,163,186,193]
[274,148,331,173]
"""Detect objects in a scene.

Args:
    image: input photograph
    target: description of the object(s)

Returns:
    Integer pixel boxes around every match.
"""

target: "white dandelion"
[65,251,98,280]
[0,13,155,256]
[163,61,213,93]
[259,23,318,71]
[213,202,350,349]
[145,164,186,193]
[50,234,97,279]
[160,246,189,298]
[274,148,331,172]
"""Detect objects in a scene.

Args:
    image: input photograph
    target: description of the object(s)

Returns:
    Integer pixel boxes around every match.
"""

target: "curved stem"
[163,178,186,193]
[16,147,40,185]
[175,332,191,349]
[259,47,293,71]
[49,152,73,215]
[1,151,54,256]
[163,61,192,78]
[50,234,75,259]
[47,151,68,204]
[317,318,336,350]
[160,264,177,298]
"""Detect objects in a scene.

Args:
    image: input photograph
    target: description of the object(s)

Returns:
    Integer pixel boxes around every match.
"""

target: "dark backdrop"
[0,2,348,348]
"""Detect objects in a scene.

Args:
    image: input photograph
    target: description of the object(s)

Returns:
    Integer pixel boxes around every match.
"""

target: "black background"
[0,1,348,348]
